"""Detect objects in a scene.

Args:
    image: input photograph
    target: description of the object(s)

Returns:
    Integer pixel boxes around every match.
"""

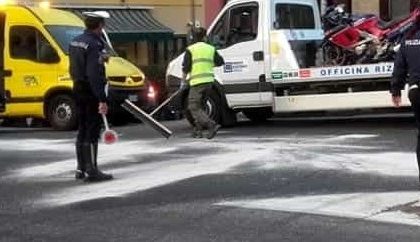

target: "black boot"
[83,143,113,182]
[93,142,98,168]
[75,143,86,180]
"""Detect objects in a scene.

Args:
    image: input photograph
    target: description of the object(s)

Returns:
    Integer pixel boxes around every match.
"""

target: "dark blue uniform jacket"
[392,31,420,97]
[69,30,107,102]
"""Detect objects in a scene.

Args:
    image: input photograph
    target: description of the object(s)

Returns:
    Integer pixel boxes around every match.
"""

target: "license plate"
[128,95,138,102]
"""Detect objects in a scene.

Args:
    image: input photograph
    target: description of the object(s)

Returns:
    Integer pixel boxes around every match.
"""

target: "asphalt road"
[1,117,420,242]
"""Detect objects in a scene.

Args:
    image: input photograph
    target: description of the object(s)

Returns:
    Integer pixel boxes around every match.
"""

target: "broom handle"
[101,114,110,131]
[150,89,181,117]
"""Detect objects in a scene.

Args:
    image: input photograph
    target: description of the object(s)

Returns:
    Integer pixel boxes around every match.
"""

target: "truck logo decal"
[299,69,311,78]
[272,71,299,80]
[23,76,38,87]
[320,66,370,76]
[224,61,248,73]
[272,63,394,82]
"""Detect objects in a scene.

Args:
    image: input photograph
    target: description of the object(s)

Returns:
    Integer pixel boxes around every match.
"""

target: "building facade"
[328,0,417,20]
[45,0,212,77]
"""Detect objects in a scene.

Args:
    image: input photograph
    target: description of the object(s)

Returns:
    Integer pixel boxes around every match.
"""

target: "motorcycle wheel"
[323,44,347,66]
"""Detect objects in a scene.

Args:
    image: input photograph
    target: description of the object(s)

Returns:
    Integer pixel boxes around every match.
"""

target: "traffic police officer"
[182,27,225,139]
[391,18,420,185]
[69,11,113,182]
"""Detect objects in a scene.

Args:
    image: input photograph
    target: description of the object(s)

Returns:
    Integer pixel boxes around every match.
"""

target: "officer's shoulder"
[70,34,90,50]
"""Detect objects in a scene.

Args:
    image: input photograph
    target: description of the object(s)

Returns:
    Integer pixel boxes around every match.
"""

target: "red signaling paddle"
[101,114,118,145]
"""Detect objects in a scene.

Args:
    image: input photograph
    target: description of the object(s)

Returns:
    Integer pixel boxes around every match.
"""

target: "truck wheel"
[220,107,237,127]
[243,108,273,123]
[183,88,222,127]
[47,94,78,131]
[203,88,222,124]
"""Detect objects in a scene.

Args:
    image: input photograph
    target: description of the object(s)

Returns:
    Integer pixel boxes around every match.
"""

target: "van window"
[227,5,258,46]
[274,4,315,29]
[208,13,228,49]
[46,25,84,54]
[10,26,59,63]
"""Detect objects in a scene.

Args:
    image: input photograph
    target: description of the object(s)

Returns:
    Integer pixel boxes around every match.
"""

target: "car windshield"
[46,25,117,56]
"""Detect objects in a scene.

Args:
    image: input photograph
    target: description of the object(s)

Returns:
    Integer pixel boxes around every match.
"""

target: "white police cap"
[82,11,110,19]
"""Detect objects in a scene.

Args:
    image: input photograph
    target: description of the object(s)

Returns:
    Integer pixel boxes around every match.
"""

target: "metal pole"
[191,0,196,24]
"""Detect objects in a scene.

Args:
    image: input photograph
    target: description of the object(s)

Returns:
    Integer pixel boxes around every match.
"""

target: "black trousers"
[408,87,420,176]
[74,82,101,144]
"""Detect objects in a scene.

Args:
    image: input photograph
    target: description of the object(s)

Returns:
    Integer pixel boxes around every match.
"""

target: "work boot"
[207,123,221,140]
[75,143,86,180]
[192,128,203,138]
[192,123,203,138]
[83,143,113,182]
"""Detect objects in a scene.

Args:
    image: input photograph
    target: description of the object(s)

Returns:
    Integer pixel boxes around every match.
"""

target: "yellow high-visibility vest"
[187,42,216,87]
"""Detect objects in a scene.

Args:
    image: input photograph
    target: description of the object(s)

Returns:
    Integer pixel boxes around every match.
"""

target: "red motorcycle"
[323,7,420,65]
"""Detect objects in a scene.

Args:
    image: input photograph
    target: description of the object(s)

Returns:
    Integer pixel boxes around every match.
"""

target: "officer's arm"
[214,51,225,67]
[86,43,107,102]
[391,43,408,97]
[182,50,192,75]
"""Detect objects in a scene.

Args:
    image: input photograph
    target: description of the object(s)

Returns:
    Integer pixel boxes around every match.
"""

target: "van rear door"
[0,12,9,112]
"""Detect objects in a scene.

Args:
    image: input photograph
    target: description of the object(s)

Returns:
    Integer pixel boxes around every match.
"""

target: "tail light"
[147,85,157,100]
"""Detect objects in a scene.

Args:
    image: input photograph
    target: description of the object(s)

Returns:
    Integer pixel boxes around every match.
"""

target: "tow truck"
[165,0,409,126]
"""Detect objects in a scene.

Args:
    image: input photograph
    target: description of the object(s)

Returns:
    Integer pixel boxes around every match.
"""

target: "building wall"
[52,0,205,35]
[347,0,414,20]
[204,0,225,28]
[45,0,209,71]
[352,0,380,16]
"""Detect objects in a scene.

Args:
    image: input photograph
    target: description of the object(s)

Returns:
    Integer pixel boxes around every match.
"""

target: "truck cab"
[166,0,409,125]
[0,5,150,130]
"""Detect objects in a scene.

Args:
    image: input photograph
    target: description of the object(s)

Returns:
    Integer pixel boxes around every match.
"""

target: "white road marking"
[2,133,419,213]
[216,192,420,227]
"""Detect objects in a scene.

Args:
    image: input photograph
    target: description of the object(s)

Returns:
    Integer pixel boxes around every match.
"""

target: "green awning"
[65,7,174,42]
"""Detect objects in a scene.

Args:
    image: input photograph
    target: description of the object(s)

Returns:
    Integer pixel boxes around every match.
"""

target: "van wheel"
[48,94,78,131]
[243,108,273,123]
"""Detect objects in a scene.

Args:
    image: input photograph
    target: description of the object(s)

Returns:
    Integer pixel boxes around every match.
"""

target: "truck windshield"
[46,25,117,56]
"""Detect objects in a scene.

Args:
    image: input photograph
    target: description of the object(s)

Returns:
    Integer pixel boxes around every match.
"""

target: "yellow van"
[0,5,149,130]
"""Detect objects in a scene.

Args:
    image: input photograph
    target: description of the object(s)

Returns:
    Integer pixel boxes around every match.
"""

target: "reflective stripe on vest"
[187,42,215,87]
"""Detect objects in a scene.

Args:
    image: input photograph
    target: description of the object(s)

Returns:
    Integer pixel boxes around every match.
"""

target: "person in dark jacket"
[69,11,113,182]
[182,27,225,139]
[391,18,420,185]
